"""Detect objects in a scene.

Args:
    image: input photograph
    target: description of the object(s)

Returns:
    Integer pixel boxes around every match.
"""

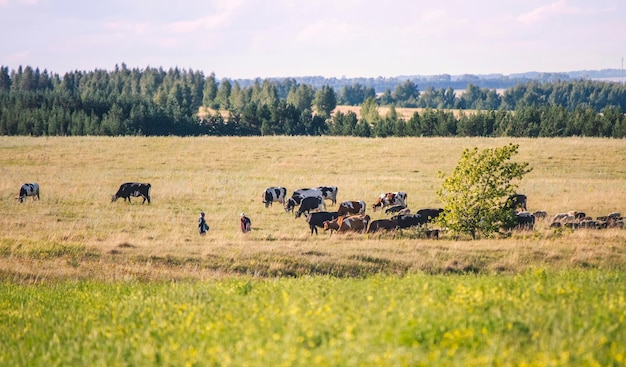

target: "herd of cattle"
[263,187,624,236]
[15,182,624,237]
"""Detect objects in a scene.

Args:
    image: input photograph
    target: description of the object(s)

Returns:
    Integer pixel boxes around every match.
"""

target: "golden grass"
[333,105,470,119]
[1,136,625,282]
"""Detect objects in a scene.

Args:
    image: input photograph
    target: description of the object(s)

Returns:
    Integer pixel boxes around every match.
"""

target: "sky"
[1,0,624,79]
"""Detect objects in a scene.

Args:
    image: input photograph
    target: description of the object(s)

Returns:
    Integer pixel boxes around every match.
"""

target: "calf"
[367,218,398,233]
[295,196,325,218]
[316,186,338,205]
[112,182,151,204]
[306,211,340,235]
[18,183,40,203]
[262,187,287,208]
[372,192,407,212]
[337,200,366,216]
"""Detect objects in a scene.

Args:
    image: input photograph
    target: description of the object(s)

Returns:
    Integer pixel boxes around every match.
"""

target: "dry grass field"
[1,136,626,283]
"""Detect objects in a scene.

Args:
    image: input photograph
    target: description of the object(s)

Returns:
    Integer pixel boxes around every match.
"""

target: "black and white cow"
[262,187,287,208]
[285,188,323,213]
[112,182,151,204]
[315,186,338,205]
[295,196,325,218]
[306,211,340,235]
[372,192,407,212]
[18,183,40,203]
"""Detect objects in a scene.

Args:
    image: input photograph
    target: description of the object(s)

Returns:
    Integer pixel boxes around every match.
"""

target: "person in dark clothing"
[240,212,251,233]
[198,211,209,235]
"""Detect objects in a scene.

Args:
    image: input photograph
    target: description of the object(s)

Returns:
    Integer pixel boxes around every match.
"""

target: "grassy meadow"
[1,136,625,281]
[1,136,626,365]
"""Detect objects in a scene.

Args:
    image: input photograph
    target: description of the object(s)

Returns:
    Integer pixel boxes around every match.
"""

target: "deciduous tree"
[436,144,532,239]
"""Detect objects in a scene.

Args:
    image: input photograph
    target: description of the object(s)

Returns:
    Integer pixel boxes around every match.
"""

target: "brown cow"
[323,215,370,234]
[337,200,366,216]
[372,192,407,212]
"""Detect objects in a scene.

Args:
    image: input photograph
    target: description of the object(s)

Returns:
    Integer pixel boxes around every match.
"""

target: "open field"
[1,136,626,282]
[2,136,626,365]
[2,271,625,366]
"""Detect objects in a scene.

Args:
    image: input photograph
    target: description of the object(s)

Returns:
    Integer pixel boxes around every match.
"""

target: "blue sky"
[1,0,624,79]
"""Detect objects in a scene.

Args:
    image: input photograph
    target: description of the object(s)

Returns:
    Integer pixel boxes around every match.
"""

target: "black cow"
[262,187,287,208]
[112,182,151,204]
[18,183,40,203]
[306,211,340,235]
[393,214,426,229]
[295,196,325,218]
[507,194,527,211]
[515,211,535,230]
[416,208,444,223]
[285,188,323,213]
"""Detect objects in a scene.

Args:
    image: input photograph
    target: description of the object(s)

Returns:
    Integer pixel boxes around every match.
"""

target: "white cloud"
[517,0,582,24]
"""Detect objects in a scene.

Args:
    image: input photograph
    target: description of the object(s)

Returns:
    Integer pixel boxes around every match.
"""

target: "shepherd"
[198,212,209,235]
[240,212,251,233]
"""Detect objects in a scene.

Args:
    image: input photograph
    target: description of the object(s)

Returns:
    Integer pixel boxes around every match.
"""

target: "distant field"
[198,105,470,120]
[1,136,625,282]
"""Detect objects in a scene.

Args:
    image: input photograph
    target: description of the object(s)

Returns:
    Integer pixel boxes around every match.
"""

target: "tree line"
[1,64,625,137]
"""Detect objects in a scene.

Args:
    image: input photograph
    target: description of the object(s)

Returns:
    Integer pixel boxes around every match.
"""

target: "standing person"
[198,211,209,235]
[240,212,251,233]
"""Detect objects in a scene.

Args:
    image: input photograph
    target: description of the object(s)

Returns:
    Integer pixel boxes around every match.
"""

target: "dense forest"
[1,64,625,138]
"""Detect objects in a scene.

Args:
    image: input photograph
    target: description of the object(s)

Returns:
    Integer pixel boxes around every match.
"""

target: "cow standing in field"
[18,183,40,203]
[507,193,527,212]
[337,200,366,216]
[295,196,326,218]
[367,218,398,233]
[111,182,151,204]
[315,186,339,205]
[262,187,287,208]
[415,208,444,223]
[323,214,370,234]
[285,188,323,213]
[372,192,407,212]
[306,211,340,235]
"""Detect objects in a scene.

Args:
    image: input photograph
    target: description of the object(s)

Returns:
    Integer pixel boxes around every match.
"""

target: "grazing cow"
[337,200,366,216]
[551,211,584,225]
[325,215,370,234]
[111,182,151,204]
[372,192,407,212]
[315,186,339,205]
[367,218,398,233]
[262,187,287,208]
[515,211,535,230]
[285,188,323,213]
[385,204,406,215]
[306,211,340,235]
[295,196,325,218]
[393,214,426,229]
[416,208,444,223]
[532,210,548,219]
[507,194,527,211]
[18,183,40,203]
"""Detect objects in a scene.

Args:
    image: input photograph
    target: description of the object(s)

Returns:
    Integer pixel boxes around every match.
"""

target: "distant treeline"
[1,64,625,137]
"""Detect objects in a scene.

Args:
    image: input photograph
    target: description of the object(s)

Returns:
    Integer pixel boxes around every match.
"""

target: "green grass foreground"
[1,270,625,366]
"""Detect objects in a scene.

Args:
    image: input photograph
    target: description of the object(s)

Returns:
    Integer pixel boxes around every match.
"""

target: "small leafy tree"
[436,144,532,239]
